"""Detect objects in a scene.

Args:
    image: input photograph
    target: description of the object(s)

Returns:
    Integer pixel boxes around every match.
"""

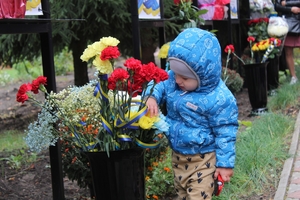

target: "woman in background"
[275,0,300,84]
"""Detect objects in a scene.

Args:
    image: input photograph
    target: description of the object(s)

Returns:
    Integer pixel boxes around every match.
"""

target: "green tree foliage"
[51,0,133,86]
[0,0,185,86]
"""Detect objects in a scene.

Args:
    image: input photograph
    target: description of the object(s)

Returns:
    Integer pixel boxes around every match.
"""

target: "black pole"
[131,0,141,60]
[40,0,64,199]
[227,3,234,69]
[159,0,166,69]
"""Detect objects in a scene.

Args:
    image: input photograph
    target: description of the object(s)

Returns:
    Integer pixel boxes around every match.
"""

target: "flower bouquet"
[224,35,282,115]
[17,36,171,194]
[246,17,287,61]
[224,36,282,66]
[249,0,275,19]
[19,36,170,154]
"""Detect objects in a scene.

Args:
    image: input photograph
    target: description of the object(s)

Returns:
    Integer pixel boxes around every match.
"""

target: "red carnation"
[276,39,282,47]
[143,62,157,81]
[16,83,32,103]
[248,18,259,25]
[173,0,180,5]
[124,58,142,71]
[100,46,120,61]
[260,18,269,23]
[224,45,235,54]
[156,68,169,83]
[31,76,47,94]
[108,68,129,90]
[247,36,255,42]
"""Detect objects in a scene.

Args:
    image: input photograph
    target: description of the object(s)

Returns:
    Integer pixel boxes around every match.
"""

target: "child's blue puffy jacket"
[146,28,238,168]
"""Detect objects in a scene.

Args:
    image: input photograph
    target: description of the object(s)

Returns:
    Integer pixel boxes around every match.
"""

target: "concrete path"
[274,111,300,200]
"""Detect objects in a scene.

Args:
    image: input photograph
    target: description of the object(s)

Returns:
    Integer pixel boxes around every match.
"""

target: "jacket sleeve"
[285,0,300,6]
[275,0,293,13]
[208,89,238,168]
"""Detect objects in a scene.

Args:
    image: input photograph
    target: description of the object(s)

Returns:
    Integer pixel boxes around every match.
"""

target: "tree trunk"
[71,40,89,86]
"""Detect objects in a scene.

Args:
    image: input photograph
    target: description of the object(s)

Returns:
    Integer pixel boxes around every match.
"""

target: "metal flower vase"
[267,56,279,94]
[243,62,268,115]
[84,148,145,200]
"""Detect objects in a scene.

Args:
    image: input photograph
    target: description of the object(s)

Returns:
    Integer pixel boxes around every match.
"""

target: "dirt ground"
[0,70,258,200]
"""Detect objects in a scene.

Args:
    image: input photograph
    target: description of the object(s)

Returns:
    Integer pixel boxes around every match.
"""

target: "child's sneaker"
[290,76,298,85]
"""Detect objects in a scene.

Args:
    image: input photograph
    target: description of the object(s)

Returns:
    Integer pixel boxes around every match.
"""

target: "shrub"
[221,67,244,94]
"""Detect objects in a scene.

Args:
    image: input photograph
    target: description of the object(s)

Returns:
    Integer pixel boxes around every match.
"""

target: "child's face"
[175,74,198,91]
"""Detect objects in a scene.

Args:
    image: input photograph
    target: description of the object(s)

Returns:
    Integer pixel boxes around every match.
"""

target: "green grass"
[268,82,300,110]
[0,130,27,152]
[0,47,73,86]
[215,113,293,199]
[213,65,300,199]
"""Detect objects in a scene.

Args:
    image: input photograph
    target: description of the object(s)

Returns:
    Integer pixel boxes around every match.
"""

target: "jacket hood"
[168,28,222,92]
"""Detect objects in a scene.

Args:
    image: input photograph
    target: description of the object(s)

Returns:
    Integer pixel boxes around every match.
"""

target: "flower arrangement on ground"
[224,36,282,66]
[246,17,287,63]
[247,18,270,42]
[18,36,170,189]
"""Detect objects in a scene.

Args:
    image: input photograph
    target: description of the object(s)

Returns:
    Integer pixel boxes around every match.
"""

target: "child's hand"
[146,97,158,117]
[214,168,234,182]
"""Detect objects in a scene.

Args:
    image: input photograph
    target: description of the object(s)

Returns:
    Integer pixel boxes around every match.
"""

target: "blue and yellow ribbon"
[94,82,109,102]
[101,116,113,135]
[135,138,161,149]
[115,101,147,129]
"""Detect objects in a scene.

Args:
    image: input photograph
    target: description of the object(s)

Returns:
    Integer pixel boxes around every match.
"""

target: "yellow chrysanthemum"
[251,45,259,52]
[252,39,271,52]
[125,111,158,129]
[138,115,158,129]
[158,42,170,59]
[91,41,106,53]
[93,56,114,74]
[80,45,99,61]
[258,42,269,51]
[100,36,120,47]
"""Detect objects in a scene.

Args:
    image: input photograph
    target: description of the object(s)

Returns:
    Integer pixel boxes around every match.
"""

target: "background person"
[275,0,300,84]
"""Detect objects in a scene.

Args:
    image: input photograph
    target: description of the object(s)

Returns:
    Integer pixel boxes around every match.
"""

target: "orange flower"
[81,115,87,121]
[148,166,153,171]
[152,162,158,167]
[93,128,99,135]
[152,195,159,200]
[145,176,150,181]
[164,167,171,173]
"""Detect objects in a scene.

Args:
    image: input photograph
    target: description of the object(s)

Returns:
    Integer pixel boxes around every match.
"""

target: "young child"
[145,28,238,200]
